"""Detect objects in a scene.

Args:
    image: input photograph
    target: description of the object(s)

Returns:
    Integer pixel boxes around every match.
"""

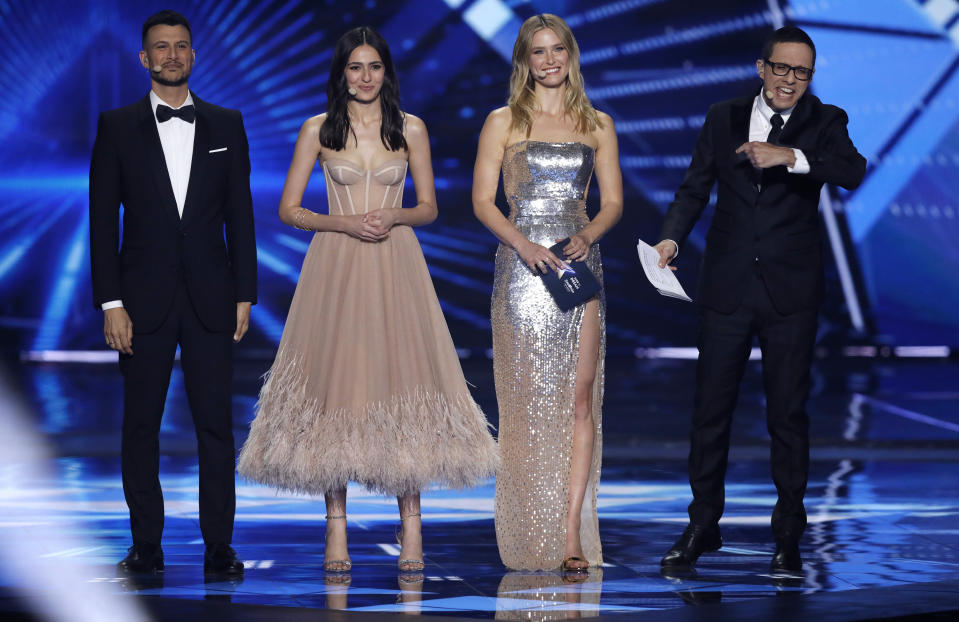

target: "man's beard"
[152,66,191,87]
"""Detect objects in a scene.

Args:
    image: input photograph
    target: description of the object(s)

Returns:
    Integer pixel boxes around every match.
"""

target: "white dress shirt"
[102,91,196,311]
[151,89,195,216]
[664,95,811,261]
[750,94,809,174]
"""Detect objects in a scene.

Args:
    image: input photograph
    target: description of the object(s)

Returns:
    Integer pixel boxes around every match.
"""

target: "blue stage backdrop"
[1,0,957,355]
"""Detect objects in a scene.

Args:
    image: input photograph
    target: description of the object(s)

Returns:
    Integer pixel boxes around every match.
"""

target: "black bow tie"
[156,104,195,123]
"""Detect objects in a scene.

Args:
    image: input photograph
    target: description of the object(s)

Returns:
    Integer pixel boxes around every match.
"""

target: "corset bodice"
[322,157,407,215]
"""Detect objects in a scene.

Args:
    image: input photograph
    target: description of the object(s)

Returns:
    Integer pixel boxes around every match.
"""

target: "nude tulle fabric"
[492,141,605,570]
[238,157,498,496]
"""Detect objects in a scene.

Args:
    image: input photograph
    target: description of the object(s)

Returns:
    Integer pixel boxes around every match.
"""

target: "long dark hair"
[320,27,407,152]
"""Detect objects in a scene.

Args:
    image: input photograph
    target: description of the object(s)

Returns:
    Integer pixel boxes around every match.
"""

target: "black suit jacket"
[90,93,257,333]
[660,90,866,315]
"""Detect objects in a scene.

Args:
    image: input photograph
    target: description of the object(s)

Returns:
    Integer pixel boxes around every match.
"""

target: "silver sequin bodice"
[503,140,595,229]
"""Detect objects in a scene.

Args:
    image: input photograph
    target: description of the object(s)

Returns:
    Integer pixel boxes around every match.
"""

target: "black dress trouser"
[687,267,818,537]
[119,280,236,547]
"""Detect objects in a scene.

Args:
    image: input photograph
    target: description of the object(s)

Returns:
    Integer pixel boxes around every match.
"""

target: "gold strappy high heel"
[323,514,352,572]
[395,512,424,572]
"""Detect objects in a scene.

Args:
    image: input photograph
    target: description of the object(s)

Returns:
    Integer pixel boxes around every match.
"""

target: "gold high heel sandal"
[323,514,352,572]
[396,512,425,572]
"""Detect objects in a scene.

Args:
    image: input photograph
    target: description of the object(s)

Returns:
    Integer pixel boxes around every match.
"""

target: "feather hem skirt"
[238,353,498,497]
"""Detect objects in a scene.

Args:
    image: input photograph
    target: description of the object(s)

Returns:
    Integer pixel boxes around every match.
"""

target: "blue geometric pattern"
[793,0,959,342]
[1,0,954,353]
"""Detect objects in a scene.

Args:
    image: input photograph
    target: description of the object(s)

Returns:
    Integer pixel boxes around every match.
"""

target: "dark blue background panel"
[1,0,956,354]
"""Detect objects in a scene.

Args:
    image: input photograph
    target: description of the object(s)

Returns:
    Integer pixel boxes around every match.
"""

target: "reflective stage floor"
[2,357,959,621]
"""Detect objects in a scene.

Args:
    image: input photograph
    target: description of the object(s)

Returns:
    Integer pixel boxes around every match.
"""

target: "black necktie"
[156,104,195,123]
[766,113,784,144]
[755,114,784,189]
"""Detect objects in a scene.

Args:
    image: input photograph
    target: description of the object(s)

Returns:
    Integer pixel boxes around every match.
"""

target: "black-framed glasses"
[764,58,814,81]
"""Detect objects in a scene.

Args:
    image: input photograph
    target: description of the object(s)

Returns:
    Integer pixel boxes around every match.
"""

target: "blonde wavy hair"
[508,14,602,137]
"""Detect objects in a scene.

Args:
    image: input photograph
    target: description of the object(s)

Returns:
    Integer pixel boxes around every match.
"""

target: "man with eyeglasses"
[652,26,866,575]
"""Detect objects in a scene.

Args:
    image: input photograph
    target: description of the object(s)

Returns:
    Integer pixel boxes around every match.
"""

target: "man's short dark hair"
[142,10,192,49]
[761,26,816,66]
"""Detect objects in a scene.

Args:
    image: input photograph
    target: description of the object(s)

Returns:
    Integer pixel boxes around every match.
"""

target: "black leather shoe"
[204,543,244,575]
[661,524,722,567]
[770,537,802,574]
[118,572,165,592]
[117,543,164,574]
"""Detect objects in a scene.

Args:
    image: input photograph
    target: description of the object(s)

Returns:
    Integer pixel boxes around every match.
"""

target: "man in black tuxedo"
[90,10,256,575]
[654,26,865,574]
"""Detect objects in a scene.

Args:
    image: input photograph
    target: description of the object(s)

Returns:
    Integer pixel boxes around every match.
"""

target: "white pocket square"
[209,147,228,153]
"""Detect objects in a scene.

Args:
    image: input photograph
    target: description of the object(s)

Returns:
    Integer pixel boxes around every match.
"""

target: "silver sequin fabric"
[492,140,606,570]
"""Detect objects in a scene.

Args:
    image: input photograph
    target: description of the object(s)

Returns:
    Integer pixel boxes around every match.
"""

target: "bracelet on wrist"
[293,207,314,231]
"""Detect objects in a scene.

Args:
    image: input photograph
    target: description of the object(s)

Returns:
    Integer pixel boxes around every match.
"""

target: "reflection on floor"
[2,357,959,620]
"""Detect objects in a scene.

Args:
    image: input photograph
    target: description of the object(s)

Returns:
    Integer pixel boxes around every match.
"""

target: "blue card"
[538,238,602,312]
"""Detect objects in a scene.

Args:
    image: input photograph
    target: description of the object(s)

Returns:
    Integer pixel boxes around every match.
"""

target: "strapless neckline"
[323,157,408,173]
[505,140,595,152]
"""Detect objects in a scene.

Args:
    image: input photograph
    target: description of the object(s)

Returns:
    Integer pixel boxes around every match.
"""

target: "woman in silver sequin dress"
[472,14,623,571]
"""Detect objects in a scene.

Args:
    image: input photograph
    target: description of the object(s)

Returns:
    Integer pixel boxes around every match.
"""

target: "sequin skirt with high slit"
[492,141,605,570]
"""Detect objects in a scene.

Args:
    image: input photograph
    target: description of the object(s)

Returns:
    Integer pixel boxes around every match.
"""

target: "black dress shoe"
[660,565,698,580]
[204,543,244,575]
[118,572,165,592]
[117,543,164,574]
[661,524,722,567]
[770,537,802,574]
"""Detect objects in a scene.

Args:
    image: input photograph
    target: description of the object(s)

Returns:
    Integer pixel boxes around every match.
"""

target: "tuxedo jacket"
[660,90,866,315]
[90,93,257,334]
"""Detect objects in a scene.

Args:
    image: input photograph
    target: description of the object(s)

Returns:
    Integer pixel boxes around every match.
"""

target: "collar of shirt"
[150,90,195,122]
[753,94,795,129]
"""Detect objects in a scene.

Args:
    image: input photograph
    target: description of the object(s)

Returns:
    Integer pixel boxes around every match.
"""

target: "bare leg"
[324,577,351,606]
[324,488,350,571]
[565,299,600,569]
[397,493,424,571]
[396,570,425,611]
